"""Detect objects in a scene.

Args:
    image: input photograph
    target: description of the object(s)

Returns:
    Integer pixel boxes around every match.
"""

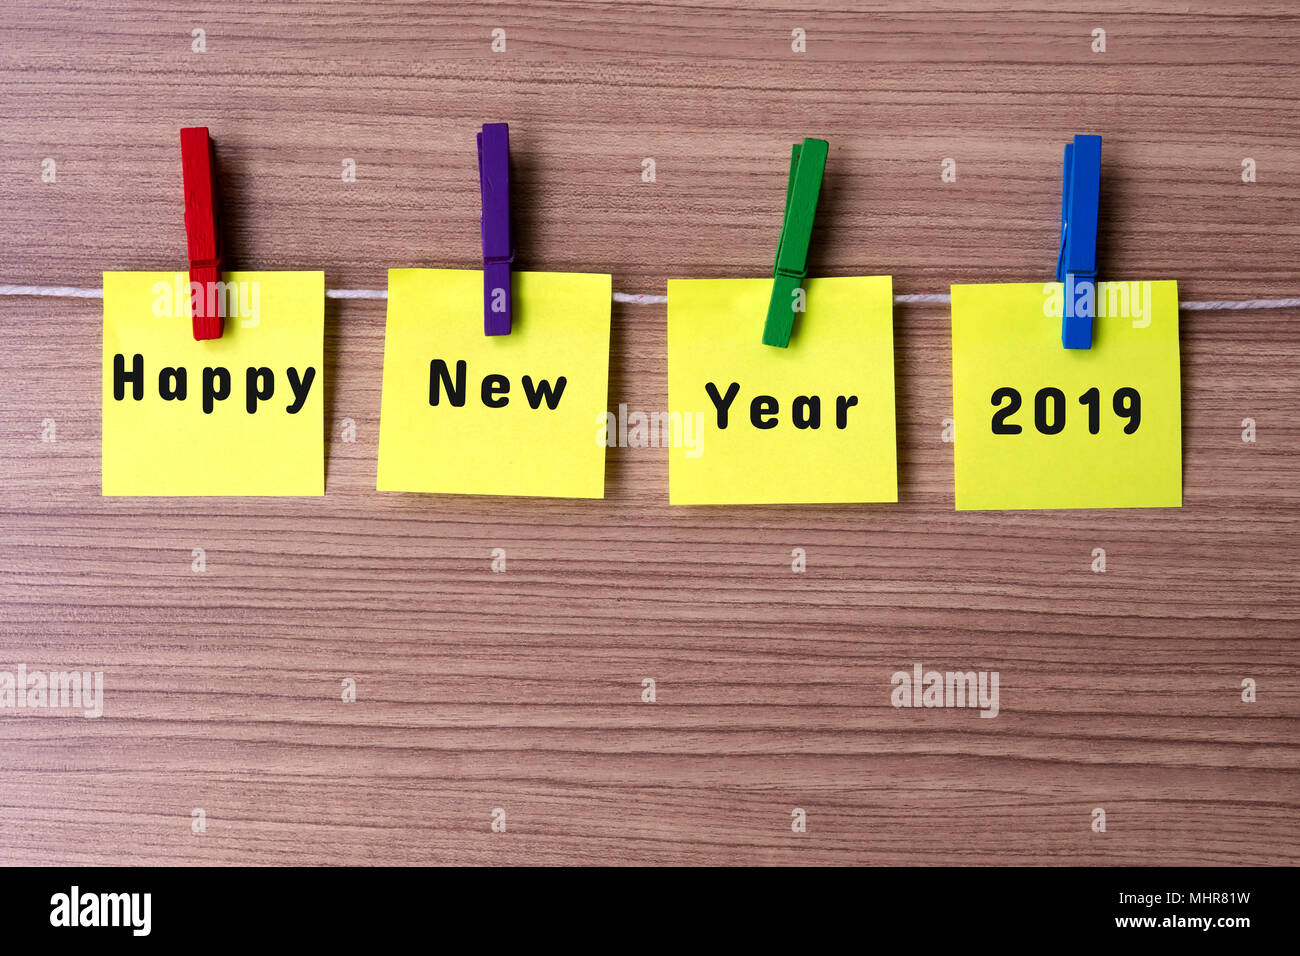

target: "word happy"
[111,353,317,414]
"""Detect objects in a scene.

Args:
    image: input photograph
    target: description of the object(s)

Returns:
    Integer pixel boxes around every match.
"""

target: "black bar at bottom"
[0,865,1287,943]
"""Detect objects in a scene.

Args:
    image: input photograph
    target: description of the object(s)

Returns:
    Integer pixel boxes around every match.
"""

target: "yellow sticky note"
[377,269,611,498]
[102,271,325,496]
[668,276,897,505]
[950,281,1182,510]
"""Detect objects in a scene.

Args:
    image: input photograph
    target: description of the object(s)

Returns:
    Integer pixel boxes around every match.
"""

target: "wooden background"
[1,1,1297,866]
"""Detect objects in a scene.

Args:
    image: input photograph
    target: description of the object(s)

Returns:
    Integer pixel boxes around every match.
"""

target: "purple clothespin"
[477,122,513,335]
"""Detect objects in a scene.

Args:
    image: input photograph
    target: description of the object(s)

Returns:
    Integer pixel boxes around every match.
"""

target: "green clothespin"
[762,137,828,348]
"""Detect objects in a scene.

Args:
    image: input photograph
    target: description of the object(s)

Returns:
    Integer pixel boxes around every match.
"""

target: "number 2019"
[990,387,1141,435]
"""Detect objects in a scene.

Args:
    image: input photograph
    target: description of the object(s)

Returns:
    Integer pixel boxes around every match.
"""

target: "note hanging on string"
[102,271,325,496]
[950,280,1181,510]
[377,269,611,498]
[667,276,897,505]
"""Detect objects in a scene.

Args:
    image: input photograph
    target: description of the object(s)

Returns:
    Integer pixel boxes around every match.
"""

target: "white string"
[0,285,105,299]
[894,293,952,304]
[612,292,667,305]
[2,284,1299,312]
[325,288,387,300]
[1177,298,1300,311]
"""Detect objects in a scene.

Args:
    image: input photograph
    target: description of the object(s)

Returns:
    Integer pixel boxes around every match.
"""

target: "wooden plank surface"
[0,0,1297,865]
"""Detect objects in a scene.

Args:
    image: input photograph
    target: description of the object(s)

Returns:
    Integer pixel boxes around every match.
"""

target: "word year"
[704,381,858,430]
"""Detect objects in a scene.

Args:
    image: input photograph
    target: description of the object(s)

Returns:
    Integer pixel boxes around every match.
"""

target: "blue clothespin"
[477,122,513,335]
[1056,134,1102,349]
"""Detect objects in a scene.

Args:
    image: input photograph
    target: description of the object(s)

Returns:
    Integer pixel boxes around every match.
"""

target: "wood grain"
[0,1,1297,866]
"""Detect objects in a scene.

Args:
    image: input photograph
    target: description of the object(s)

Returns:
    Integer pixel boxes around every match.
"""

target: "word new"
[429,359,567,409]
[50,886,151,936]
[111,354,317,414]
[991,386,1141,435]
[891,663,1000,718]
[705,382,858,429]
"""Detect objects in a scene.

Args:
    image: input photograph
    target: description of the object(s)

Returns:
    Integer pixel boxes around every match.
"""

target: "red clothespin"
[180,127,223,340]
